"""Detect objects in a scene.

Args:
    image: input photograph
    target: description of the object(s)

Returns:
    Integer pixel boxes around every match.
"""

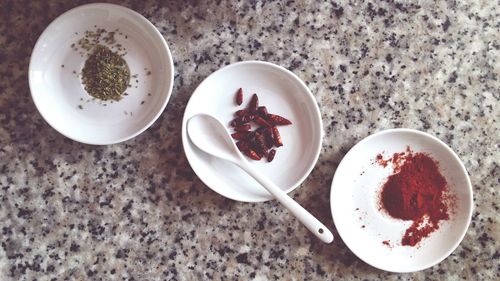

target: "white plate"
[182,61,322,202]
[330,129,473,272]
[29,3,174,145]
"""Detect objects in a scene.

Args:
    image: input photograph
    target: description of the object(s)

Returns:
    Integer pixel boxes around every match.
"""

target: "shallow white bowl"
[330,129,473,272]
[182,61,322,202]
[29,3,174,145]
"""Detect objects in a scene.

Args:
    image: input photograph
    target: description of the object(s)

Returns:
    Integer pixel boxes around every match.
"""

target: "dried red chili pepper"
[235,88,243,105]
[244,130,256,141]
[253,147,264,158]
[255,126,266,133]
[263,128,275,149]
[235,109,249,117]
[252,144,267,158]
[254,133,268,155]
[231,132,249,140]
[230,118,239,127]
[244,149,261,160]
[233,124,251,132]
[257,106,268,117]
[254,116,272,128]
[230,114,255,126]
[267,149,276,162]
[267,114,292,125]
[236,140,250,152]
[272,127,283,147]
[248,94,259,113]
[243,114,256,124]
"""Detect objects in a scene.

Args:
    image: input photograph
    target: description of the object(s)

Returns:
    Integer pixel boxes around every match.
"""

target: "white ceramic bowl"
[330,129,473,272]
[182,61,323,202]
[29,3,174,145]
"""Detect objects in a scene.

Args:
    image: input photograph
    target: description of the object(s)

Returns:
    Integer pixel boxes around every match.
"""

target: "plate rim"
[329,128,473,272]
[181,60,323,202]
[28,3,174,145]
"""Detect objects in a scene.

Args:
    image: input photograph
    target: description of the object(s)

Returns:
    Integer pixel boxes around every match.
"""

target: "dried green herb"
[70,27,137,105]
[81,44,130,101]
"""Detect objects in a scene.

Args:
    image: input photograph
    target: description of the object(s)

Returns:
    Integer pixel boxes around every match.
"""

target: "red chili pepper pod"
[233,124,251,132]
[242,114,256,124]
[254,116,272,128]
[267,114,292,125]
[248,93,259,113]
[267,149,276,162]
[263,128,275,149]
[257,106,268,118]
[252,146,264,158]
[272,126,283,147]
[235,109,249,117]
[243,130,255,140]
[230,114,255,126]
[230,118,239,127]
[254,133,268,155]
[231,132,249,140]
[236,88,243,105]
[244,149,261,160]
[236,140,250,152]
[255,126,266,133]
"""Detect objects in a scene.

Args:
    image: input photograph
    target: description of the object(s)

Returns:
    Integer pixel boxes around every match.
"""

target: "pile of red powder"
[377,148,452,246]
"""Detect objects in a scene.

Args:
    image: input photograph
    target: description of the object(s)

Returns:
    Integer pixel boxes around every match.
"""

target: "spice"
[81,44,130,101]
[267,114,292,125]
[254,116,272,128]
[228,90,292,162]
[248,94,259,112]
[377,148,451,246]
[71,27,132,102]
[267,149,276,162]
[235,88,243,105]
[234,124,251,132]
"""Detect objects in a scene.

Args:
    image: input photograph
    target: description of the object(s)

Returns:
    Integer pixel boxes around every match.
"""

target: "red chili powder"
[378,149,451,246]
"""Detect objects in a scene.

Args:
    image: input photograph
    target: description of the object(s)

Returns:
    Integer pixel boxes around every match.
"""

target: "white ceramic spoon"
[187,113,334,243]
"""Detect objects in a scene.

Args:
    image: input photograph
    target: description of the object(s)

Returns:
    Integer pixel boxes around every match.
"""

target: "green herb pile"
[72,28,131,102]
[81,44,130,101]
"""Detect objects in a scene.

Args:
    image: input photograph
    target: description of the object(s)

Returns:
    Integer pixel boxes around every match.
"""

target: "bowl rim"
[28,3,174,145]
[329,128,473,272]
[181,60,323,202]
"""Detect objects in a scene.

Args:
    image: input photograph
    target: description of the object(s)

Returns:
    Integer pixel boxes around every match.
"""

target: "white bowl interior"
[330,129,472,272]
[29,3,173,144]
[182,61,322,202]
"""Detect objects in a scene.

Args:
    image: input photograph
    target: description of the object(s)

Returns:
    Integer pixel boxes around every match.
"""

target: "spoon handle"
[239,161,334,243]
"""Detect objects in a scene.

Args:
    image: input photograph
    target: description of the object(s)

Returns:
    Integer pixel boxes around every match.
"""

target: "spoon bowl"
[187,113,243,164]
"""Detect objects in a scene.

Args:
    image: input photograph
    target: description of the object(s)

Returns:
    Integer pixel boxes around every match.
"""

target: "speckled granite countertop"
[0,0,498,280]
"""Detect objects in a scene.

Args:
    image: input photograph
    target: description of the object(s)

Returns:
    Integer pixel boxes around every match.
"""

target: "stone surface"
[0,0,498,280]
